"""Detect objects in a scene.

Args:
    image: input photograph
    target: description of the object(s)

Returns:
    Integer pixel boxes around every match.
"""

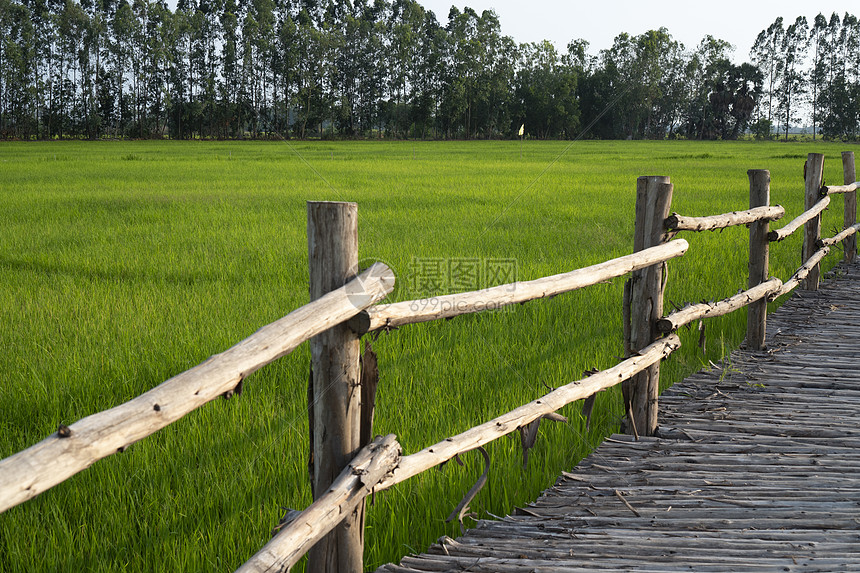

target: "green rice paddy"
[0,140,854,571]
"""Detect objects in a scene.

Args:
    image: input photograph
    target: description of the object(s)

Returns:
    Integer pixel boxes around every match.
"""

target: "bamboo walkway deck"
[379,262,860,572]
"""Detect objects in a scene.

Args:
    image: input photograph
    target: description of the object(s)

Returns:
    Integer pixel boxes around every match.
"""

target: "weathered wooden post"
[624,176,673,437]
[803,153,825,290]
[307,201,364,573]
[747,170,771,350]
[844,151,857,264]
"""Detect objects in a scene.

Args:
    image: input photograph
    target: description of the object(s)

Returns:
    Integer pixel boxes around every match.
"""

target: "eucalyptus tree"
[407,6,443,138]
[750,16,784,131]
[17,0,56,137]
[77,0,104,138]
[193,0,222,136]
[594,32,636,138]
[440,7,512,138]
[837,13,859,138]
[631,28,679,138]
[218,0,239,136]
[644,29,686,138]
[439,6,476,138]
[818,12,860,139]
[270,0,298,136]
[166,0,195,137]
[0,0,36,137]
[108,0,134,135]
[817,12,844,137]
[808,13,828,139]
[514,40,579,139]
[386,0,418,136]
[292,5,327,137]
[474,9,515,137]
[144,0,173,136]
[248,0,275,136]
[346,0,388,136]
[55,0,89,135]
[3,0,843,141]
[585,29,681,140]
[240,0,260,137]
[775,16,808,140]
[575,36,625,139]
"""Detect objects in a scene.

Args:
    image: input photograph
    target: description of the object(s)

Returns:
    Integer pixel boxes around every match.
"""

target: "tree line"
[751,14,860,140]
[0,0,857,140]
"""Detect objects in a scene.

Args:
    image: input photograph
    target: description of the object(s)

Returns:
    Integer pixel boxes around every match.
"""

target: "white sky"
[417,0,857,62]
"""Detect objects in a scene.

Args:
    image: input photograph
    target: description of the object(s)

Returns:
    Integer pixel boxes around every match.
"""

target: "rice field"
[0,139,854,571]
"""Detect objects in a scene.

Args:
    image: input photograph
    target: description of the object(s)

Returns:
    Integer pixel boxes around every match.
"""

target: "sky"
[417,0,857,63]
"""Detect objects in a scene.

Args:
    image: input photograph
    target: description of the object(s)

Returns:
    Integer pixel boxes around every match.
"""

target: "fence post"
[843,151,857,264]
[307,201,364,573]
[803,153,825,290]
[747,170,770,350]
[625,176,673,437]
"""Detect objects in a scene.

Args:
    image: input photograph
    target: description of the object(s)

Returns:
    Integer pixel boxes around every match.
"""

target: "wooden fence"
[0,152,857,573]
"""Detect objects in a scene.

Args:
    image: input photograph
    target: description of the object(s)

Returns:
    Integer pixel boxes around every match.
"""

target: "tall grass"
[0,140,852,571]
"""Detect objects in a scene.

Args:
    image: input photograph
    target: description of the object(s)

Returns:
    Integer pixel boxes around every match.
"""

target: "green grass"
[0,139,854,571]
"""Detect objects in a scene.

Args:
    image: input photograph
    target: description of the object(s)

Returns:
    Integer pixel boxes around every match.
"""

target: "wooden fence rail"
[770,246,831,301]
[665,205,785,232]
[350,240,689,334]
[824,181,859,195]
[768,195,830,242]
[656,277,783,333]
[0,152,857,573]
[0,262,394,515]
[374,334,683,492]
[234,334,682,573]
[819,223,860,248]
[238,434,402,573]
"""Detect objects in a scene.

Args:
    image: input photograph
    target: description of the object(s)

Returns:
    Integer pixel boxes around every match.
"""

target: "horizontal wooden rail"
[819,223,860,248]
[656,278,783,333]
[375,334,681,491]
[665,205,785,232]
[769,247,830,301]
[237,434,401,573]
[350,240,689,334]
[768,196,830,242]
[825,181,859,195]
[0,263,395,515]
